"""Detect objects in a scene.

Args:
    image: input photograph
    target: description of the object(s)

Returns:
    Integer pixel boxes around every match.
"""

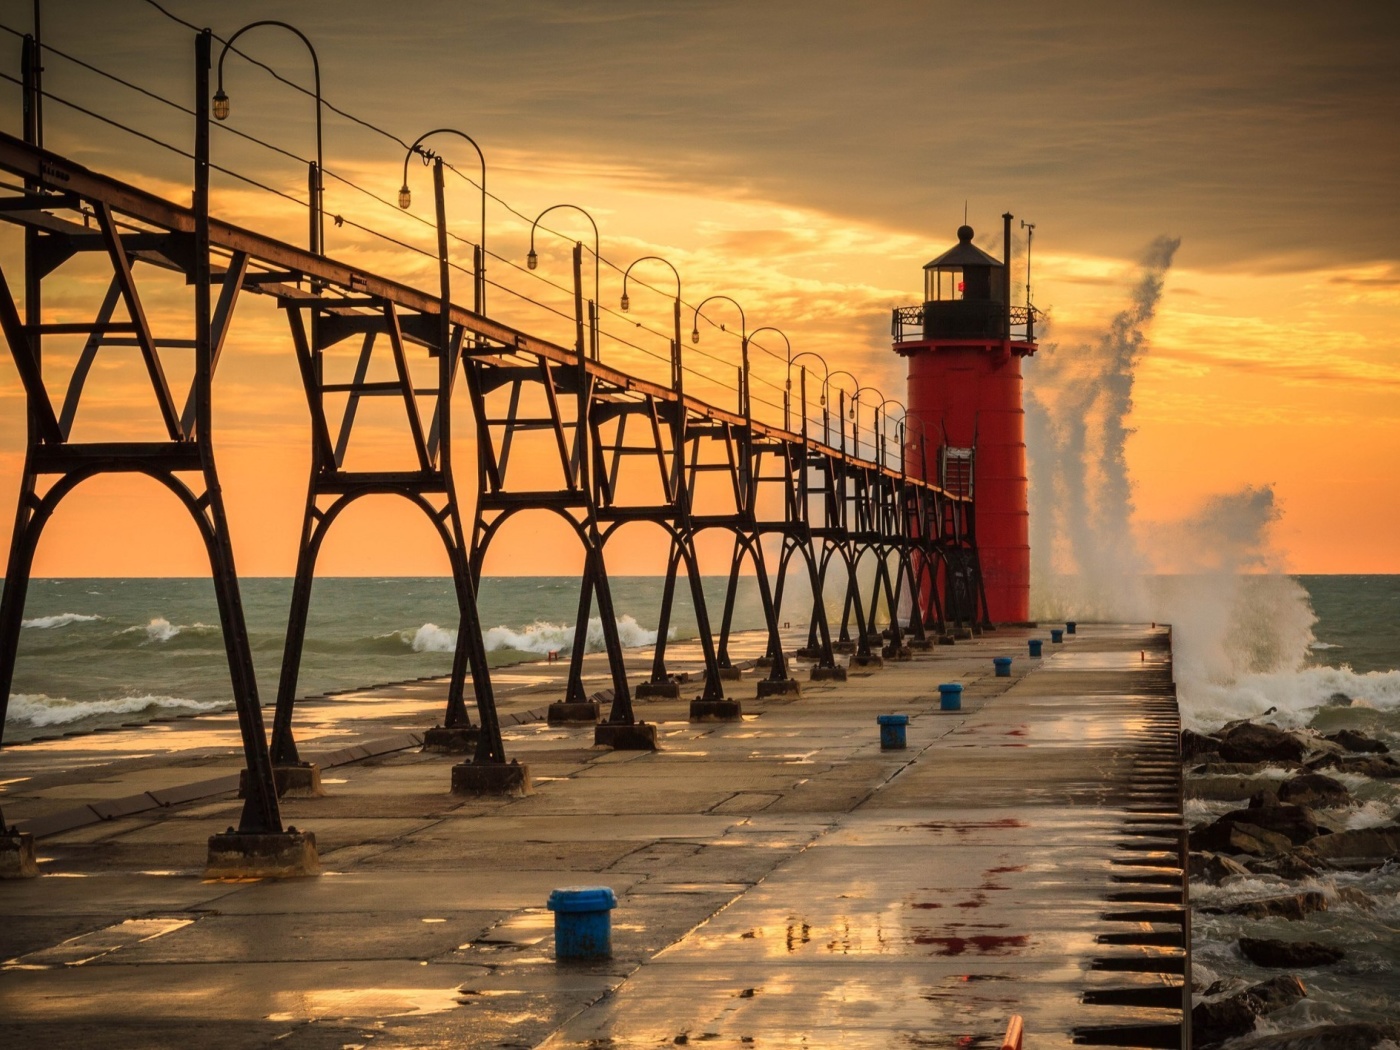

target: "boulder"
[1245,848,1323,879]
[1195,801,1321,848]
[1239,936,1344,968]
[1324,729,1389,754]
[1219,723,1308,763]
[1183,729,1223,759]
[1303,824,1400,869]
[1305,754,1400,778]
[1233,1022,1400,1050]
[1193,975,1308,1049]
[1277,773,1351,809]
[1218,891,1328,921]
[1190,851,1252,883]
[1196,821,1295,858]
[1191,760,1302,776]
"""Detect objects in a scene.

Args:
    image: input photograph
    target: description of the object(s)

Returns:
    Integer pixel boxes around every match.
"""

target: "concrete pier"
[0,624,1185,1049]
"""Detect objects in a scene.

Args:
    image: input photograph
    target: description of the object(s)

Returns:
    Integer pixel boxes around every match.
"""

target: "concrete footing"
[594,721,659,750]
[1,831,38,879]
[547,701,601,724]
[690,699,743,721]
[238,763,324,799]
[754,655,774,669]
[451,760,532,797]
[756,678,801,699]
[907,637,934,650]
[204,828,319,879]
[850,653,885,669]
[832,640,856,654]
[953,629,973,640]
[793,646,823,659]
[810,665,849,682]
[882,645,914,662]
[421,725,481,753]
[635,680,682,700]
[717,666,743,681]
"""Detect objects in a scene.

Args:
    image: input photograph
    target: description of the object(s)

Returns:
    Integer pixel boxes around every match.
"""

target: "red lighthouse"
[894,214,1037,623]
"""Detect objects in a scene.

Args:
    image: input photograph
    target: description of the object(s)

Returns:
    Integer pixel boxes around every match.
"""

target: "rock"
[1233,1022,1400,1050]
[1324,729,1390,754]
[1219,723,1309,763]
[1239,936,1344,968]
[1324,692,1353,707]
[1189,775,1299,803]
[1305,754,1400,779]
[1245,848,1323,879]
[1190,851,1252,882]
[1195,801,1321,848]
[1277,773,1351,808]
[1183,729,1223,759]
[1221,891,1328,921]
[1303,824,1400,868]
[1193,995,1262,1047]
[1193,975,1308,1048]
[1196,820,1296,857]
[1248,974,1307,1012]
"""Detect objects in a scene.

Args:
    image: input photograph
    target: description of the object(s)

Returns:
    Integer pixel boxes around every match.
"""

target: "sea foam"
[395,616,662,655]
[8,692,227,728]
[21,612,102,629]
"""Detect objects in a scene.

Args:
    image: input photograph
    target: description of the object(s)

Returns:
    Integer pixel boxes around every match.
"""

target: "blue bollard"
[1066,621,1077,635]
[547,886,616,961]
[938,682,963,711]
[1028,639,1043,658]
[994,656,1012,678]
[877,713,909,749]
[1050,628,1064,644]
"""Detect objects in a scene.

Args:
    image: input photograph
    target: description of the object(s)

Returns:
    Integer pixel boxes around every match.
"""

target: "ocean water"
[1,575,780,743]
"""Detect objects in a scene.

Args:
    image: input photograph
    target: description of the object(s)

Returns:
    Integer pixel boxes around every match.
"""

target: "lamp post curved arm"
[850,385,884,462]
[788,351,829,445]
[691,295,748,418]
[621,255,683,394]
[400,128,487,314]
[213,20,323,256]
[749,326,792,430]
[876,397,907,469]
[528,204,600,360]
[826,369,860,456]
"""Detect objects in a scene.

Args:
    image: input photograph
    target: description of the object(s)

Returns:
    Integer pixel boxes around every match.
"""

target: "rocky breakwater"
[1184,720,1400,1049]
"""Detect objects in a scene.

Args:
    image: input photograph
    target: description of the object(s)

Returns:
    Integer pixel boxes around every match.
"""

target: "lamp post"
[827,369,860,456]
[213,21,323,256]
[789,351,829,445]
[528,204,599,361]
[748,326,792,430]
[621,256,683,396]
[400,128,487,317]
[851,386,884,463]
[691,295,748,420]
[875,398,907,471]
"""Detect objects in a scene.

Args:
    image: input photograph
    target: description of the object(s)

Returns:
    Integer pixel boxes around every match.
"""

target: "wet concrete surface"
[0,624,1185,1048]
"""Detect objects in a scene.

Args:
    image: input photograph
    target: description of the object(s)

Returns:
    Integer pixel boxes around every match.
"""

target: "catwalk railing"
[0,124,988,846]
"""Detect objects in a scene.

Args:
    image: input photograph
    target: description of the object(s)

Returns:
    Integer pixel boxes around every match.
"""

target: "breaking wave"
[388,616,662,656]
[7,692,228,728]
[21,612,103,629]
[120,617,218,644]
[1181,664,1400,733]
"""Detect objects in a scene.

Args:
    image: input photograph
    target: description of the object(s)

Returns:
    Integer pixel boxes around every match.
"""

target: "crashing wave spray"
[1024,237,1322,729]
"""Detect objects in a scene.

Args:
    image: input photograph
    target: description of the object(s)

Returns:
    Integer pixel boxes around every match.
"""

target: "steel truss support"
[269,298,506,765]
[0,37,284,834]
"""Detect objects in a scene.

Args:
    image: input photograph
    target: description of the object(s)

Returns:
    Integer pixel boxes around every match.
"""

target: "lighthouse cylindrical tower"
[893,213,1037,624]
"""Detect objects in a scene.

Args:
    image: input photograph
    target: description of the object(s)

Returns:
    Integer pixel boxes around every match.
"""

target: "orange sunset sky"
[1,1,1397,579]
